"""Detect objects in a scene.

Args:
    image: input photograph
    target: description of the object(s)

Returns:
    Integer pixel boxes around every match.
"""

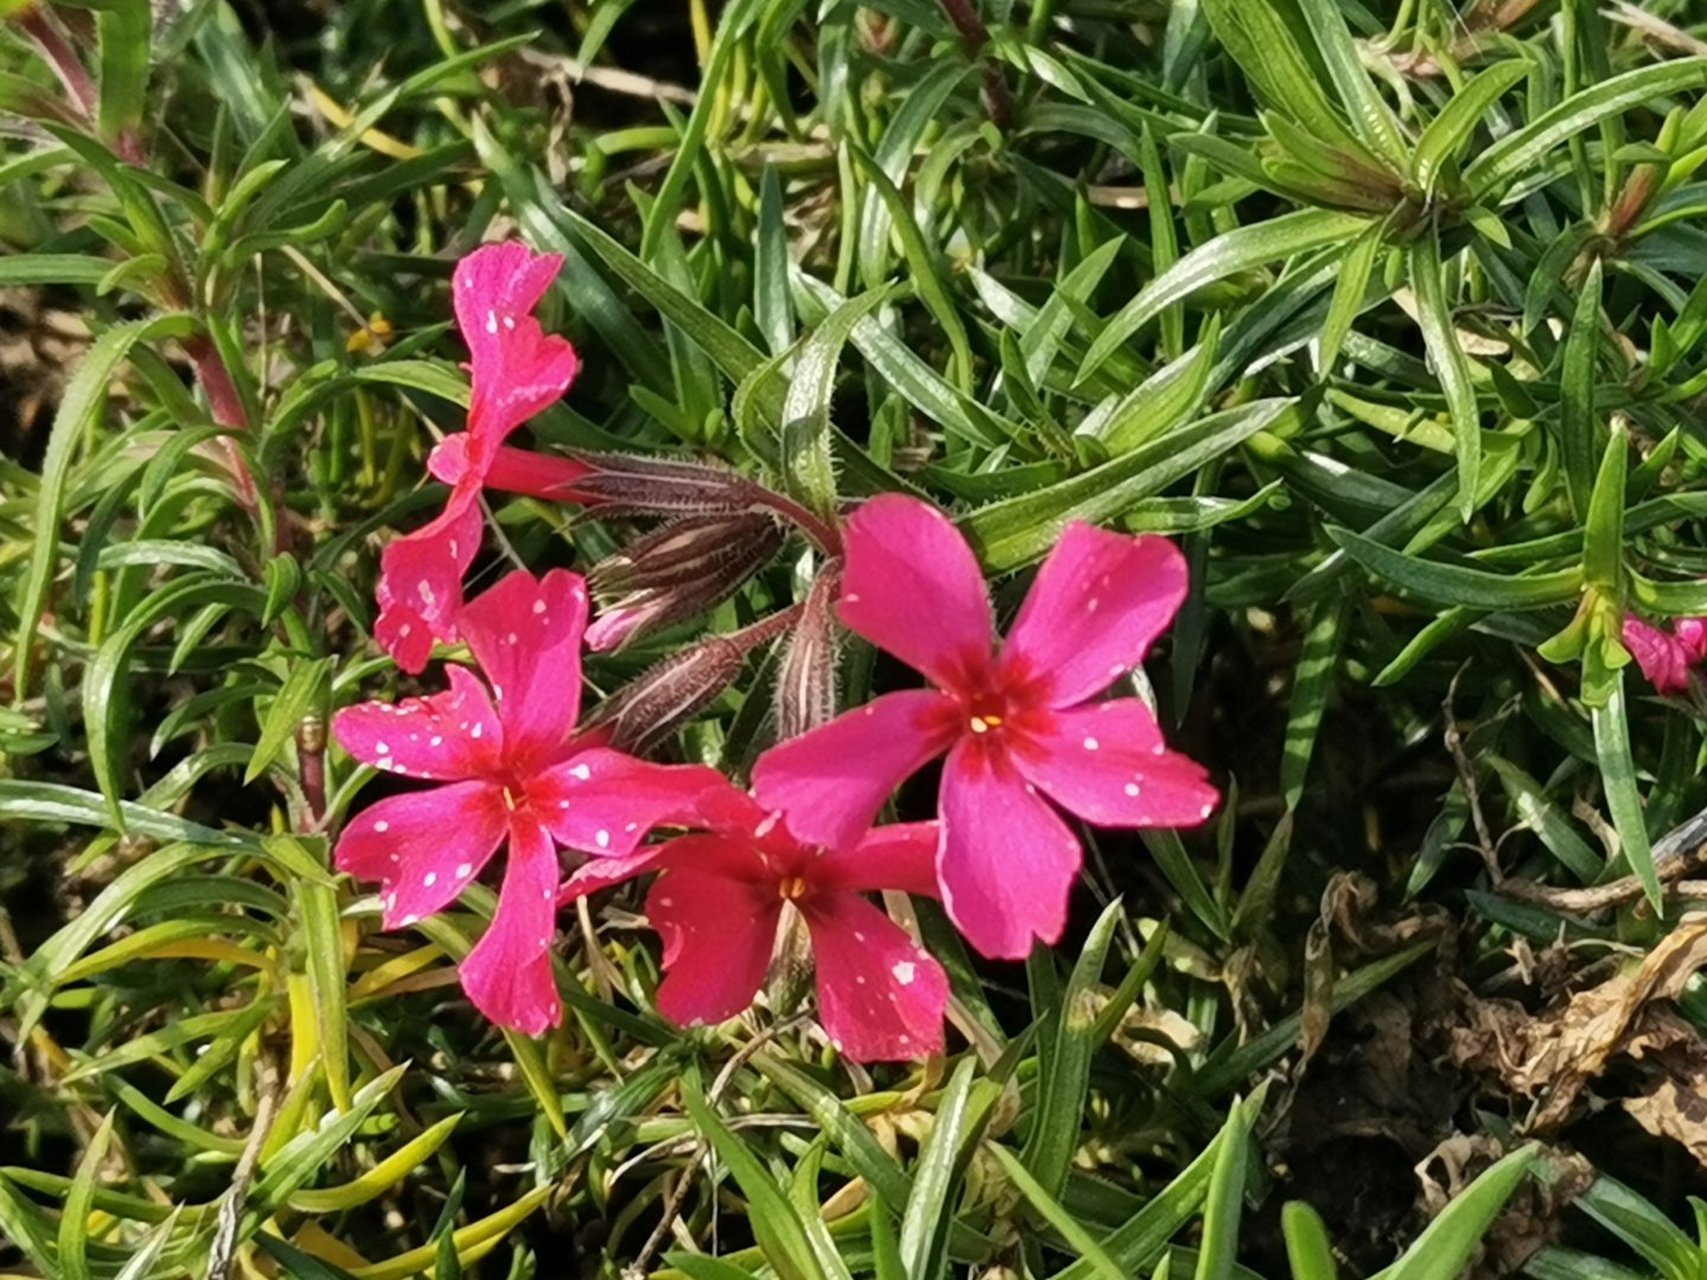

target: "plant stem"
[183,333,265,518]
[938,0,1013,126]
[17,7,97,122]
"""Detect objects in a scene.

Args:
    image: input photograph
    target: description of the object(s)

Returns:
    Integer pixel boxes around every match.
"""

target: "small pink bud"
[588,608,801,753]
[587,514,786,651]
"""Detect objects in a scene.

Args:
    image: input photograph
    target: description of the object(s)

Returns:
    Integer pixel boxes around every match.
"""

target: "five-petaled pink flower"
[562,781,949,1061]
[753,495,1219,960]
[1623,615,1707,694]
[375,243,589,673]
[335,567,720,1034]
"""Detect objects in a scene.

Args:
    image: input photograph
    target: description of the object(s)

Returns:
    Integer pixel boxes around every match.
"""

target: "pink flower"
[562,782,949,1061]
[753,495,1218,960]
[335,568,720,1035]
[1623,615,1707,694]
[375,243,588,673]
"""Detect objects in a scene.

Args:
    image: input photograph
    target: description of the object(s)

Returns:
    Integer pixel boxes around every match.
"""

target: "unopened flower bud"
[587,513,785,651]
[588,607,802,753]
[567,449,763,518]
[775,563,842,741]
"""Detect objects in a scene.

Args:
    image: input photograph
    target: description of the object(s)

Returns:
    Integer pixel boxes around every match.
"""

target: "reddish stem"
[755,490,844,557]
[184,334,263,516]
[937,0,1013,126]
[17,7,97,122]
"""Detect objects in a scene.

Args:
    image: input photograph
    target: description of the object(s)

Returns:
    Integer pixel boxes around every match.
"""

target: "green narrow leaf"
[1407,224,1480,521]
[899,1058,982,1280]
[990,1145,1127,1280]
[1591,675,1661,911]
[683,1075,830,1280]
[247,657,331,785]
[965,398,1295,571]
[1281,1202,1338,1280]
[781,285,892,519]
[1384,1145,1537,1280]
[1411,61,1530,194]
[1560,256,1604,519]
[14,313,196,695]
[1327,527,1582,610]
[298,873,351,1112]
[1467,59,1707,200]
[1194,1086,1261,1280]
[846,138,973,392]
[1317,222,1380,377]
[756,166,794,358]
[58,1111,117,1280]
[1078,211,1369,383]
[1280,595,1347,811]
[1024,899,1123,1198]
[1292,0,1408,162]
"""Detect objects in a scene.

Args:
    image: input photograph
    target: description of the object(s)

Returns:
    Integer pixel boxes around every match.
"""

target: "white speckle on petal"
[1083,736,1099,751]
[1200,802,1214,819]
[595,829,610,848]
[423,872,437,887]
[374,820,390,833]
[503,315,515,330]
[570,763,591,781]
[430,735,443,747]
[506,632,517,645]
[533,599,547,614]
[658,897,673,907]
[485,310,498,334]
[844,592,861,604]
[376,741,390,755]
[853,931,866,943]
[558,800,571,809]
[1124,782,1141,797]
[892,961,916,985]
[1087,598,1100,614]
[470,723,483,739]
[400,913,419,927]
[456,863,473,878]
[754,811,781,838]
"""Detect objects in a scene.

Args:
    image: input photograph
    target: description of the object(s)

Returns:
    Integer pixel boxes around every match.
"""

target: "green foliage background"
[10,0,1707,1275]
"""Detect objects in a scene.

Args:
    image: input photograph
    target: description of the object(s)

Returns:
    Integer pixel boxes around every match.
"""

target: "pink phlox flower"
[335,567,721,1035]
[1623,614,1707,694]
[560,780,949,1062]
[374,243,586,673]
[752,495,1219,961]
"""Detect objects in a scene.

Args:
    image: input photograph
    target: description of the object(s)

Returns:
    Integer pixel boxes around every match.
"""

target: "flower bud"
[567,449,763,518]
[589,608,801,754]
[775,563,842,741]
[587,513,785,652]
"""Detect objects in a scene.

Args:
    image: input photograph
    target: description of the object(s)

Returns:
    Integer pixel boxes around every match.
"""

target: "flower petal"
[1014,700,1219,828]
[803,893,947,1061]
[838,495,994,689]
[373,488,483,673]
[335,781,507,928]
[1002,524,1188,707]
[1623,617,1696,694]
[816,823,942,898]
[752,690,958,853]
[453,244,580,439]
[647,858,779,1030]
[557,848,662,904]
[1677,615,1707,661]
[528,748,722,857]
[458,568,589,769]
[938,738,1081,959]
[333,665,504,779]
[459,816,563,1035]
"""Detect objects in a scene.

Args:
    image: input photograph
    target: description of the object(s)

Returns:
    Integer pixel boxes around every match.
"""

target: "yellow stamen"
[969,713,1004,733]
[778,876,808,901]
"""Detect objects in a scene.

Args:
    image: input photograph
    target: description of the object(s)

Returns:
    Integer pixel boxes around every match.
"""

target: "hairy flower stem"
[937,0,1013,127]
[756,491,843,557]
